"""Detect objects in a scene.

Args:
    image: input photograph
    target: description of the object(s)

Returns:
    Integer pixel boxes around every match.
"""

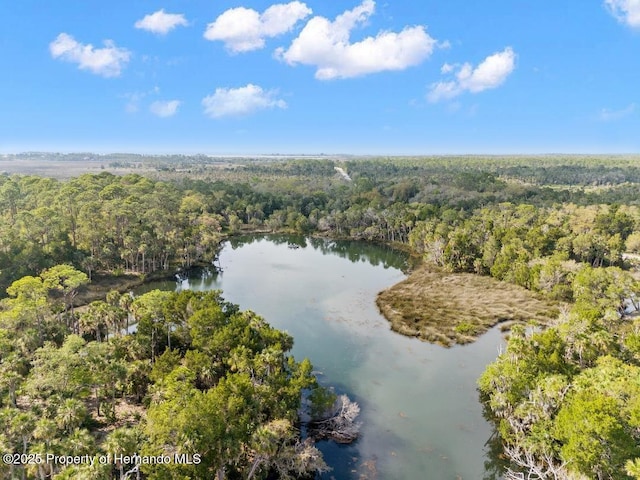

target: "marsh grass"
[376,266,559,347]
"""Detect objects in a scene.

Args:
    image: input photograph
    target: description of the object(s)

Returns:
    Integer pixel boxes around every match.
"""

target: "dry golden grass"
[376,266,559,347]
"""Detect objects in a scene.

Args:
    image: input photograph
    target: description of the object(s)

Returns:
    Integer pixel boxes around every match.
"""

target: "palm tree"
[32,418,57,451]
[119,292,134,333]
[626,459,640,479]
[0,361,22,407]
[27,442,52,480]
[8,410,36,455]
[65,429,95,457]
[79,302,108,342]
[55,398,87,433]
[104,427,142,479]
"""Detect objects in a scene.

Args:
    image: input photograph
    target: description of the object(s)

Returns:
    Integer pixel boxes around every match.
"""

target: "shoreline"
[73,231,554,348]
[376,265,560,347]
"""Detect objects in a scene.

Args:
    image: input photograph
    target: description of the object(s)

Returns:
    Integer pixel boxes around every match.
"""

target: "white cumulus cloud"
[204,2,312,53]
[202,84,287,118]
[440,62,455,74]
[605,0,640,27]
[49,33,131,77]
[135,9,189,35]
[276,0,437,80]
[428,47,516,102]
[150,100,181,118]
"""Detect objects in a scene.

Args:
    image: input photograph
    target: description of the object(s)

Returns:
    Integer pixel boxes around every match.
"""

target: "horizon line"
[3,151,640,158]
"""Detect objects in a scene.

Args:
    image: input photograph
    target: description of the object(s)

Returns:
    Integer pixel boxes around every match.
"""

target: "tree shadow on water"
[481,402,511,480]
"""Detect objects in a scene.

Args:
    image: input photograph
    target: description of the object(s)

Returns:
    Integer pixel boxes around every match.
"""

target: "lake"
[143,235,506,479]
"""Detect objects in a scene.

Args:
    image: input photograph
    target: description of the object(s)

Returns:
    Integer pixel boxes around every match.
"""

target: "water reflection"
[141,235,505,479]
[228,234,412,272]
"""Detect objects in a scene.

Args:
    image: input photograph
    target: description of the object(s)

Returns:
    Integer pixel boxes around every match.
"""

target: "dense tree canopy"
[2,154,640,479]
[0,284,334,480]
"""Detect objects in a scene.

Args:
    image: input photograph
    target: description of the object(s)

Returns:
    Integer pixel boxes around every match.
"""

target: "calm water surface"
[146,235,505,479]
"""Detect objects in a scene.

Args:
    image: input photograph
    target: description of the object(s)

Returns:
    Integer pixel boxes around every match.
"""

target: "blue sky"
[1,0,639,154]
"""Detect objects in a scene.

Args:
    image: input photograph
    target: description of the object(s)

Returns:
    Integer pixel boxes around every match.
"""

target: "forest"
[1,153,640,479]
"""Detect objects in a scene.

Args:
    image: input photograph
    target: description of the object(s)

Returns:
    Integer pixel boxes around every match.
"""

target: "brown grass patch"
[376,266,558,347]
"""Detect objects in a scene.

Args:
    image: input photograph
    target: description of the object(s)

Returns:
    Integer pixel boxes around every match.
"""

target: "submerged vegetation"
[2,153,640,478]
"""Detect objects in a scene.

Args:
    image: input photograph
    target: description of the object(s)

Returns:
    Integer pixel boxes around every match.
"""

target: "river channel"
[142,235,506,479]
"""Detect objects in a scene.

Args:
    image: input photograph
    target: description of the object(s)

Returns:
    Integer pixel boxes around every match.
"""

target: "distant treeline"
[2,156,640,293]
[2,155,640,478]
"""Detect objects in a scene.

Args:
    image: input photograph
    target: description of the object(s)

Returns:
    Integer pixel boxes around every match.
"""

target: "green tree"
[41,264,89,319]
[555,391,638,479]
